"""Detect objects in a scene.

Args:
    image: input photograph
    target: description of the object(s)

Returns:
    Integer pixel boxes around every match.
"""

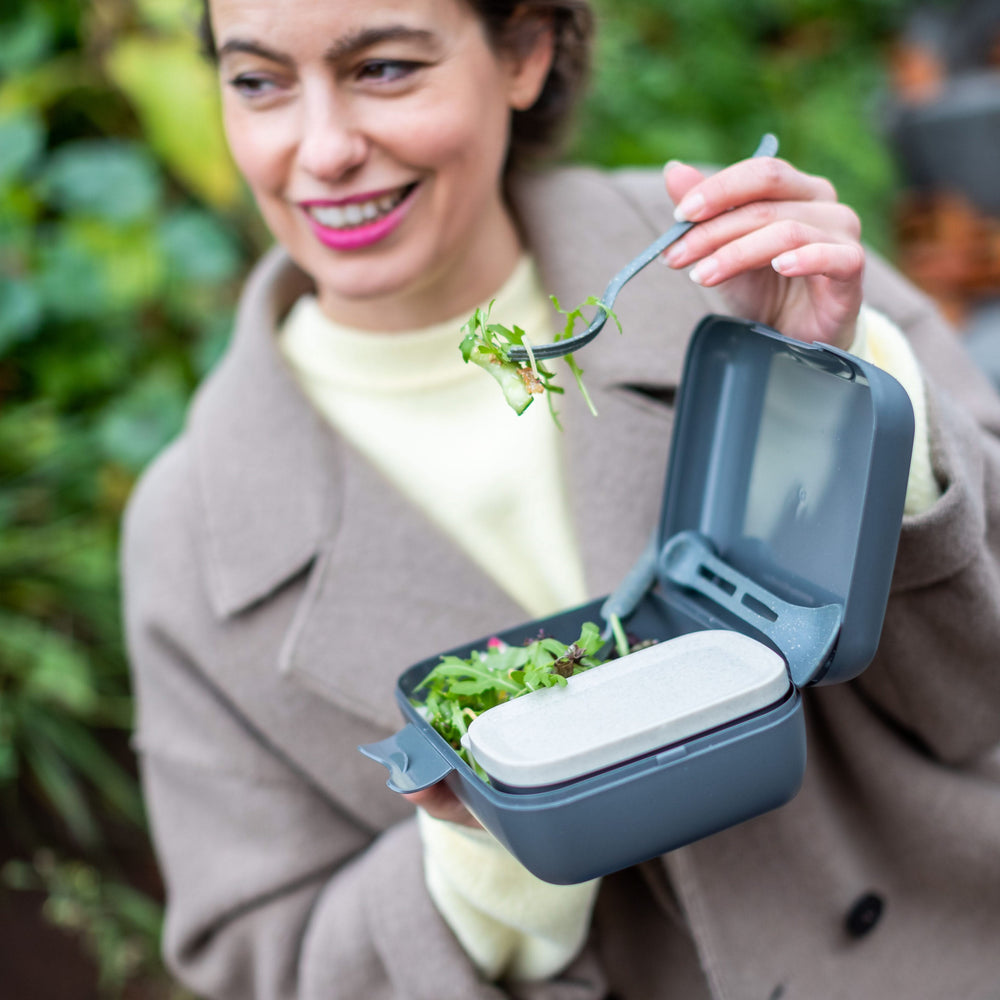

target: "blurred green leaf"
[34,230,109,319]
[41,140,162,224]
[159,208,240,284]
[0,711,19,783]
[97,368,189,471]
[0,275,43,354]
[0,611,97,714]
[103,881,164,940]
[0,6,54,76]
[0,109,46,183]
[70,217,166,310]
[0,54,89,117]
[106,35,241,208]
[25,708,144,825]
[133,0,203,34]
[23,736,101,847]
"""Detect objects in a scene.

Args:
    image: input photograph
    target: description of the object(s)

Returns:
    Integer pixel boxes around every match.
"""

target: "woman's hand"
[662,155,865,351]
[403,783,482,829]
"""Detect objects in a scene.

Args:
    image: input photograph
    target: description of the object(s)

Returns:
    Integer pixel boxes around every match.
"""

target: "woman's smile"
[299,182,419,250]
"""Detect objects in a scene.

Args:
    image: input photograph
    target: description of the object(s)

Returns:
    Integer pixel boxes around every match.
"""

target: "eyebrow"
[324,26,438,62]
[216,25,438,67]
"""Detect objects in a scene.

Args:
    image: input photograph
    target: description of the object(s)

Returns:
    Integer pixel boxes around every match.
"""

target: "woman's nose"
[295,92,368,182]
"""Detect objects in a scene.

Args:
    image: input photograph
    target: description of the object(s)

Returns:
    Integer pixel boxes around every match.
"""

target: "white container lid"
[462,630,790,789]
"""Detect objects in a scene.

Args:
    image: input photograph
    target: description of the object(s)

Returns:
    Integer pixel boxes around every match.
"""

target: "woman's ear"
[503,12,556,111]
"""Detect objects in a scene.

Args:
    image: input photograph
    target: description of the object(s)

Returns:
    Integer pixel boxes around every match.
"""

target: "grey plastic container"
[360,316,915,884]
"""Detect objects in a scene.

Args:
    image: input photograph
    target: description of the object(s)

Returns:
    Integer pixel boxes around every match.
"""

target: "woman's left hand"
[662,155,865,351]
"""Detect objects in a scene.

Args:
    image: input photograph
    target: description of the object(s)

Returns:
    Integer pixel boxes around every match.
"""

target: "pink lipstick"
[301,184,417,251]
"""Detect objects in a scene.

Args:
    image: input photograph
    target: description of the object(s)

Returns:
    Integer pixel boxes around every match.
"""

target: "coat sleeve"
[855,253,1000,764]
[121,443,607,1000]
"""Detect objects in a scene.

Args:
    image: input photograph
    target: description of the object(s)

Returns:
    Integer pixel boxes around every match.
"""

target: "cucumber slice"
[468,346,542,415]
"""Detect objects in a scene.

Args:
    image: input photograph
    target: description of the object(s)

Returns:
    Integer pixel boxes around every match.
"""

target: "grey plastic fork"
[507,133,780,363]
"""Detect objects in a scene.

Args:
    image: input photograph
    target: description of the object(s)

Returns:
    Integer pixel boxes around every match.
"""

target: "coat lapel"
[276,442,527,731]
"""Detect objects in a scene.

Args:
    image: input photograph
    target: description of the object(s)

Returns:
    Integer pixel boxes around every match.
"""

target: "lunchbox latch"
[658,530,842,688]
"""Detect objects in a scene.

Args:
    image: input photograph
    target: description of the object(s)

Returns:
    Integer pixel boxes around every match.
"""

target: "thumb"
[663,160,705,209]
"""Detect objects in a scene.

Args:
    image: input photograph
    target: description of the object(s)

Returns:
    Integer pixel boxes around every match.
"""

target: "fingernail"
[664,159,683,176]
[674,192,705,223]
[772,252,798,274]
[689,258,717,285]
[662,241,686,267]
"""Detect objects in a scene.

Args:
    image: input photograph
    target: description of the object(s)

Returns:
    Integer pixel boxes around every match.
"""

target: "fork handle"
[508,133,779,363]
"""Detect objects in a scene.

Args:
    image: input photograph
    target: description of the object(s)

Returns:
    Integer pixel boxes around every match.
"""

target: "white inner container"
[462,629,790,789]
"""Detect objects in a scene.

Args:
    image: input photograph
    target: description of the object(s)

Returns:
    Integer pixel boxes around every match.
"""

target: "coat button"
[845,892,884,938]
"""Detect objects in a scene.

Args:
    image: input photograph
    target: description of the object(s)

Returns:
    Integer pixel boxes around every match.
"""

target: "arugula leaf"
[413,622,620,775]
[459,296,620,425]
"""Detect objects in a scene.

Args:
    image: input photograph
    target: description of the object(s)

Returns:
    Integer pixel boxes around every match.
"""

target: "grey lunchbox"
[360,315,915,884]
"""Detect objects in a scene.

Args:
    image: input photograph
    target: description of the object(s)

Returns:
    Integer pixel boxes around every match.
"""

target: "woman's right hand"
[403,783,483,829]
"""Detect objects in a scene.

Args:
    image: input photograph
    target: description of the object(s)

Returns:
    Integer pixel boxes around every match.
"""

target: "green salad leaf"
[459,295,621,427]
[413,622,615,779]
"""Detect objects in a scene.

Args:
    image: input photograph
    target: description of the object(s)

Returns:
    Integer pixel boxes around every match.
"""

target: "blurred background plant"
[0,0,979,996]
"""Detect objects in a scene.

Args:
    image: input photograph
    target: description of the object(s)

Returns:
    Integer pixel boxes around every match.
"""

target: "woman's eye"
[228,74,277,99]
[355,60,420,84]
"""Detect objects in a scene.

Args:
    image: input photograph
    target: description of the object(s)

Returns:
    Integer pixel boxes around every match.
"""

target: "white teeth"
[311,205,347,227]
[308,186,410,230]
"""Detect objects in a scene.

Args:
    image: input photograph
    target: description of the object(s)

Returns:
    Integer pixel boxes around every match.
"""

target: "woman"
[122,0,1000,997]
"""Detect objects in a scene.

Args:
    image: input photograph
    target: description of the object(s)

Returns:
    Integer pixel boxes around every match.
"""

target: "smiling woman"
[120,0,1000,998]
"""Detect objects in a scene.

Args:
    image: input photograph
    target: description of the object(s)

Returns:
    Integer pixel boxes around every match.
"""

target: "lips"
[301,183,418,251]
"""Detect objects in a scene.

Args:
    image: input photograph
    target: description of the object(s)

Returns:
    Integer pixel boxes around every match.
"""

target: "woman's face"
[211,0,553,330]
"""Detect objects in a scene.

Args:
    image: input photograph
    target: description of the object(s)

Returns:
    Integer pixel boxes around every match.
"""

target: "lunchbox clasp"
[659,530,842,688]
[359,722,455,793]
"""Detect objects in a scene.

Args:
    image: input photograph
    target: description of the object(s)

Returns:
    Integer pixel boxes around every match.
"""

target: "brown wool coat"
[123,167,1000,1000]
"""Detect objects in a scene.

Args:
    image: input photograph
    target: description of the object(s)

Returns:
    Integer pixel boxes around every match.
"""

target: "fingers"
[662,204,863,287]
[670,156,837,223]
[402,783,482,829]
[771,242,865,284]
[660,153,865,349]
[663,159,706,207]
[663,198,861,267]
[683,220,864,289]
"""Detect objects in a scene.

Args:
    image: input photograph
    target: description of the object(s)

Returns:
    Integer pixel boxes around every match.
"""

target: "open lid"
[656,316,915,687]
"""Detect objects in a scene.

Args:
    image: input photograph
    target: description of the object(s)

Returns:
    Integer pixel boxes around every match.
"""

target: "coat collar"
[189,245,328,618]
[189,168,711,724]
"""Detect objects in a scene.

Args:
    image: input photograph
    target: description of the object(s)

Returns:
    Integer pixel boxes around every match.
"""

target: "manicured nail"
[664,159,683,176]
[674,192,705,223]
[662,241,686,267]
[772,252,798,274]
[689,258,718,285]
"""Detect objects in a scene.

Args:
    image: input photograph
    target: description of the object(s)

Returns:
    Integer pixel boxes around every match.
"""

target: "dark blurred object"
[885,0,1000,214]
[884,1,1000,390]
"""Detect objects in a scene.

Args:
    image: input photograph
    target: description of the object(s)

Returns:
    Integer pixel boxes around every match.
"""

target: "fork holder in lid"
[360,315,915,884]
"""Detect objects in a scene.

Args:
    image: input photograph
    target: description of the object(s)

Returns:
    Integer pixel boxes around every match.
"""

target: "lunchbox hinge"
[658,530,842,687]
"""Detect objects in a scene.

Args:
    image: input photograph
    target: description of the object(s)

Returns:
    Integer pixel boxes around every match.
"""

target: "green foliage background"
[0,0,931,993]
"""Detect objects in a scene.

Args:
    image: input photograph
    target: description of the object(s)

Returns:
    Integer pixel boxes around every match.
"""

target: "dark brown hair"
[198,0,594,169]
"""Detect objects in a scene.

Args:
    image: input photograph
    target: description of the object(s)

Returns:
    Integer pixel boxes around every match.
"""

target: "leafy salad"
[413,617,649,780]
[459,295,620,426]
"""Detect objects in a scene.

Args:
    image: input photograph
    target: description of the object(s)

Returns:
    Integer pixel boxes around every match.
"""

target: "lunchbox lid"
[462,629,790,790]
[655,317,914,688]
